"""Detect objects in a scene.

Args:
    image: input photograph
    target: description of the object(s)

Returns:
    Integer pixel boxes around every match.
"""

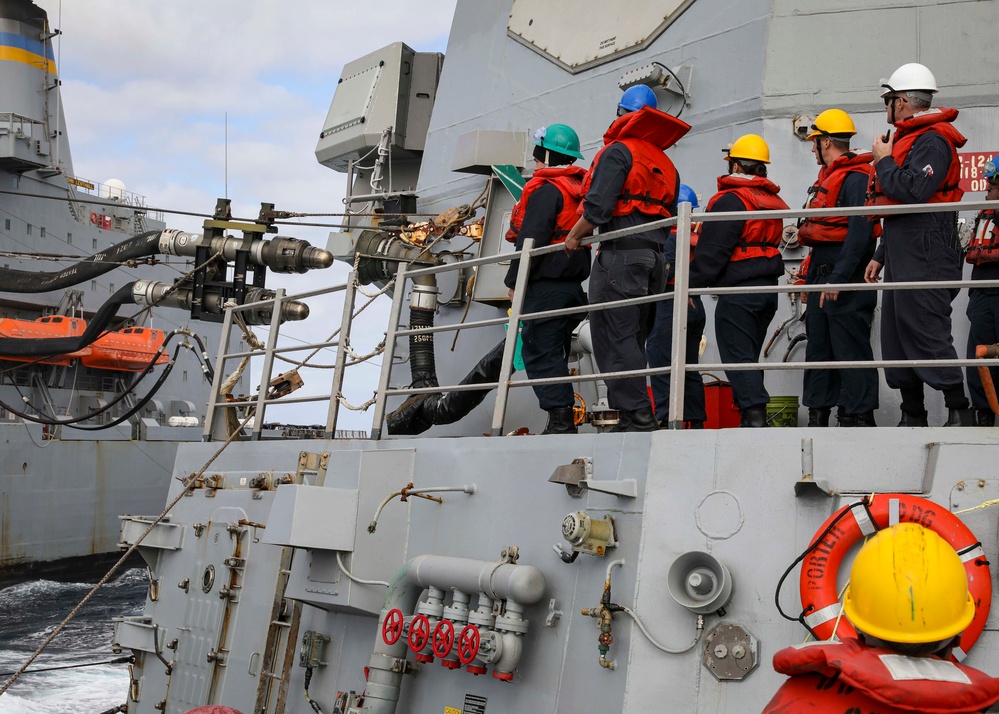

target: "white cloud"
[34,0,457,430]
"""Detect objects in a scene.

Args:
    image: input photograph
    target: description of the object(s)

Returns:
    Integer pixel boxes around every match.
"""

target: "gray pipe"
[361,555,546,714]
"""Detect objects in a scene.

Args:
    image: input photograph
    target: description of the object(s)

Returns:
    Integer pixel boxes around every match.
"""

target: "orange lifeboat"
[0,315,92,365]
[83,326,169,372]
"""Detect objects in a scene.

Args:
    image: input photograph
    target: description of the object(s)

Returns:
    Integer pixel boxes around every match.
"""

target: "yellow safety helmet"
[727,134,770,164]
[842,523,976,644]
[806,109,857,140]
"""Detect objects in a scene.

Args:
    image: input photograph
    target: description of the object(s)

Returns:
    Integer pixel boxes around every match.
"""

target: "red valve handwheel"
[457,625,481,665]
[432,619,455,657]
[381,608,404,645]
[408,614,431,652]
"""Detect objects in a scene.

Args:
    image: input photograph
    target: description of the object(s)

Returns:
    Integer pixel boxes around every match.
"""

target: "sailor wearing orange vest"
[563,85,691,432]
[798,109,879,428]
[864,63,973,426]
[689,135,789,427]
[964,159,999,426]
[504,124,589,434]
[762,523,999,713]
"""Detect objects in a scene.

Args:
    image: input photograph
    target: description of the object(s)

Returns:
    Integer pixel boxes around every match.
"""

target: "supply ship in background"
[5,0,999,712]
[0,0,332,582]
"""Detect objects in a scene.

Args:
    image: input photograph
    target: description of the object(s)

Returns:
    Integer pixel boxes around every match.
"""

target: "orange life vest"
[579,106,690,219]
[966,210,999,265]
[505,165,586,244]
[763,639,999,714]
[799,151,882,245]
[705,174,789,262]
[866,107,967,208]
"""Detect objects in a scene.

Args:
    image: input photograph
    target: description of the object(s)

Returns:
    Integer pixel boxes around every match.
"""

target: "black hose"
[0,231,161,293]
[407,306,438,389]
[0,283,136,358]
[387,340,508,436]
[0,338,181,428]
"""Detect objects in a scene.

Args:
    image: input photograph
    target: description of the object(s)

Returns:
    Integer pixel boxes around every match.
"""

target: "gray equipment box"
[315,43,443,172]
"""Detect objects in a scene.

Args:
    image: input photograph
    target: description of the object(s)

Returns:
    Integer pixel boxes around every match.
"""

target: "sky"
[35,0,459,431]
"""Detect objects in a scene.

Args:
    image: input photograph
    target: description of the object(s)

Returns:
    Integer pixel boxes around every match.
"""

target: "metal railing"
[204,197,999,441]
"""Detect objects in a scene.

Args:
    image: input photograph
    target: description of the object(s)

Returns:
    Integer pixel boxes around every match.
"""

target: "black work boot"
[542,406,577,435]
[609,410,632,432]
[944,408,975,427]
[739,405,767,428]
[897,408,929,427]
[611,406,657,432]
[976,409,996,427]
[852,411,877,427]
[807,408,831,427]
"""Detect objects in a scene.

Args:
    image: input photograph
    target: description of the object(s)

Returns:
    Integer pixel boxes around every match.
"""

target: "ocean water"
[0,569,147,714]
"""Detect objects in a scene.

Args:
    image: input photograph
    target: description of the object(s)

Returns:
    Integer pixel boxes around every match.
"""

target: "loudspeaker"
[667,551,733,614]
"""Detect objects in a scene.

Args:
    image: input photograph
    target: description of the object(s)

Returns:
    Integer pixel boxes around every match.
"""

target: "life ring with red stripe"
[90,212,98,224]
[799,494,991,661]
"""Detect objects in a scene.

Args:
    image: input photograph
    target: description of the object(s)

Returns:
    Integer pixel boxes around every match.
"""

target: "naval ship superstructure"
[0,0,333,581]
[40,0,999,712]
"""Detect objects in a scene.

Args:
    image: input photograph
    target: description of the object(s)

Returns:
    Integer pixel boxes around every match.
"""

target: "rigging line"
[0,410,254,699]
[0,656,133,678]
[0,187,434,225]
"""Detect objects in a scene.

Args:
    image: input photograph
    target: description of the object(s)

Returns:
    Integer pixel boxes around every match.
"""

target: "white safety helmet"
[879,63,938,97]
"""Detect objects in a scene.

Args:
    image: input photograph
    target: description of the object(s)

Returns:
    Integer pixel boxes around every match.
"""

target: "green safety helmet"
[533,123,584,160]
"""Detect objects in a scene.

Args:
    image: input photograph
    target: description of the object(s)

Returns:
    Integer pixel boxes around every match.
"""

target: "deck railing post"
[666,202,692,428]
[370,262,409,439]
[490,238,535,436]
[325,272,359,439]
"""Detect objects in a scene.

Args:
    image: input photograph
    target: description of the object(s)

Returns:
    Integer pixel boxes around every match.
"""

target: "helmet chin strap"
[815,137,826,167]
[885,83,898,126]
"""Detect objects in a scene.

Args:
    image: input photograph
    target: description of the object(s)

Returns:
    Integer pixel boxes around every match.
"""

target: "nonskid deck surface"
[114,427,999,713]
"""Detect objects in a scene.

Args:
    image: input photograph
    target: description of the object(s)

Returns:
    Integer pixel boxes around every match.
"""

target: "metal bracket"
[548,458,637,499]
[296,450,331,486]
[795,438,832,497]
[545,598,563,627]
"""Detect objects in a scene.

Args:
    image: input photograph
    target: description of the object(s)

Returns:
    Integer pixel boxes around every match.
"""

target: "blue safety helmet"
[618,85,658,113]
[985,158,998,184]
[677,184,698,208]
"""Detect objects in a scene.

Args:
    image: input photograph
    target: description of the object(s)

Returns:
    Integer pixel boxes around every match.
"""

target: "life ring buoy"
[799,494,991,661]
[90,212,98,224]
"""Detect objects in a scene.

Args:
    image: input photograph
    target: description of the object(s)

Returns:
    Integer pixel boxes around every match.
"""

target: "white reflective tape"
[959,545,984,563]
[952,646,968,662]
[879,654,971,684]
[889,497,900,525]
[850,503,877,536]
[803,603,841,629]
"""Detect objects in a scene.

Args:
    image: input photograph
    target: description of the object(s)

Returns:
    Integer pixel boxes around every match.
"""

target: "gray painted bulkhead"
[119,429,999,713]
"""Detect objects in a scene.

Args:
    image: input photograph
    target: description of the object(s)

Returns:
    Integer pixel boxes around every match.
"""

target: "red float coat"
[867,107,966,208]
[967,210,999,265]
[705,175,788,262]
[762,639,999,714]
[579,106,690,219]
[505,166,586,244]
[799,151,882,245]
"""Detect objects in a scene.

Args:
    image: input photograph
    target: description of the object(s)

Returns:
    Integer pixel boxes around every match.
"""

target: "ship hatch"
[172,520,242,708]
[508,0,696,73]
